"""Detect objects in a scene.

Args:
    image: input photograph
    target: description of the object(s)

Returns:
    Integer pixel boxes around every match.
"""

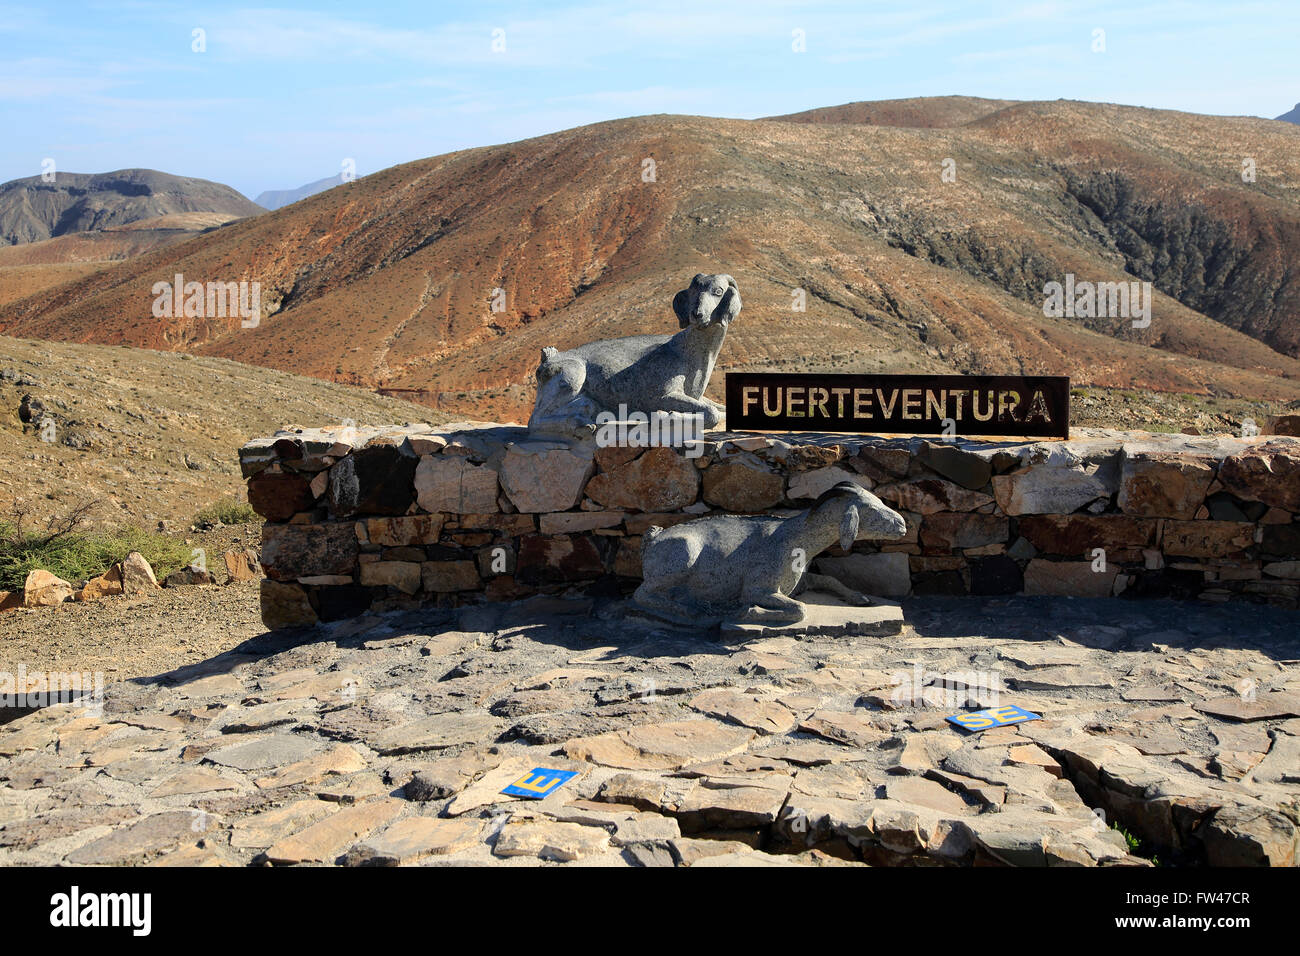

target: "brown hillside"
[0,335,448,528]
[0,212,249,306]
[766,95,1020,127]
[0,263,109,307]
[0,212,244,266]
[1,100,1298,423]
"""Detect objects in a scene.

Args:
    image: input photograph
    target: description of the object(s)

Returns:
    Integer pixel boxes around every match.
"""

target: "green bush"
[0,521,193,592]
[193,497,258,527]
[1112,822,1141,852]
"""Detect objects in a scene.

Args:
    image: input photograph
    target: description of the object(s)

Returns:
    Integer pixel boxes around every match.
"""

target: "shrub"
[193,497,258,528]
[0,502,193,591]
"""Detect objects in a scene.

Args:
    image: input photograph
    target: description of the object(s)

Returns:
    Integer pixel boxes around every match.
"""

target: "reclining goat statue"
[528,273,738,437]
[632,482,909,628]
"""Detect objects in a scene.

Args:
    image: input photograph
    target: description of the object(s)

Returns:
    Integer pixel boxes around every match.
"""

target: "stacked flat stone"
[240,423,1300,629]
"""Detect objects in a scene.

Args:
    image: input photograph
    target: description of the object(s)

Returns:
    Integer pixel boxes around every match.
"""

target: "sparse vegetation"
[1111,821,1160,864]
[0,501,192,591]
[1112,821,1140,852]
[193,497,258,529]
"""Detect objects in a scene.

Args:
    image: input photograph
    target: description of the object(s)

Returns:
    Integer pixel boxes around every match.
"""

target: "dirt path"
[0,581,263,684]
[0,524,266,683]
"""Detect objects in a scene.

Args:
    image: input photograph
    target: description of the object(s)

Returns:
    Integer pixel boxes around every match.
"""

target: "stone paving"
[1,594,1297,867]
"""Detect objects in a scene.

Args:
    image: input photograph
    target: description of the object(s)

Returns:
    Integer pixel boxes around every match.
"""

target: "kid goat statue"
[633,482,909,628]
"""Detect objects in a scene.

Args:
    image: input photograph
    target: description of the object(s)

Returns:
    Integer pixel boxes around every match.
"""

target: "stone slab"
[721,590,903,638]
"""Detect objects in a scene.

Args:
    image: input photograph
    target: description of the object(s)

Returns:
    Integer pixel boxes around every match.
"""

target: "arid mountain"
[0,212,248,307]
[1,98,1298,424]
[0,169,262,246]
[1277,103,1300,124]
[255,174,347,211]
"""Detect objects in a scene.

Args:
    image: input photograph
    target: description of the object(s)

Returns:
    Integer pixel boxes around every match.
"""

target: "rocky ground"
[1,592,1296,867]
[0,523,266,687]
[1068,386,1293,438]
[0,584,264,696]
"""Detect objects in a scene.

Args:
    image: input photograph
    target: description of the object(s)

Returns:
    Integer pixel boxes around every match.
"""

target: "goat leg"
[732,591,805,626]
[801,571,878,607]
[656,392,724,429]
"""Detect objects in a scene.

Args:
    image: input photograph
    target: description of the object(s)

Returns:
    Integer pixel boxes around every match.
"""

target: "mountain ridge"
[2,98,1298,422]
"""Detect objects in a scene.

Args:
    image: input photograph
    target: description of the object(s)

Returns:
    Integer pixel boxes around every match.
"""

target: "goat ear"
[673,289,691,329]
[713,276,741,326]
[839,506,860,552]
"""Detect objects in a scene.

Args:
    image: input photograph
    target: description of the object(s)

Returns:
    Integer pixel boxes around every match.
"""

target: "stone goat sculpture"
[632,482,909,628]
[527,273,739,437]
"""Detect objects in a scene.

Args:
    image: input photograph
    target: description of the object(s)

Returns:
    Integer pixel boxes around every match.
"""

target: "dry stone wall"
[240,424,1300,629]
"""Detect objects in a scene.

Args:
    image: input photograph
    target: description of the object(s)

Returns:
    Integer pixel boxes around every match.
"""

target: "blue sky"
[2,1,1296,200]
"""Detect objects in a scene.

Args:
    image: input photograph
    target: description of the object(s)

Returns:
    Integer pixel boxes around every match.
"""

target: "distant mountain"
[0,169,262,246]
[3,98,1300,423]
[1277,103,1300,124]
[255,174,347,210]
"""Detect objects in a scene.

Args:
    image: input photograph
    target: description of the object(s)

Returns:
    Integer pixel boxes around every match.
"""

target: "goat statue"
[527,273,739,437]
[632,483,909,628]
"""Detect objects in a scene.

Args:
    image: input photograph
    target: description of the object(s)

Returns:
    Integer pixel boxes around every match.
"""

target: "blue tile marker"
[501,768,579,799]
[946,705,1041,734]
